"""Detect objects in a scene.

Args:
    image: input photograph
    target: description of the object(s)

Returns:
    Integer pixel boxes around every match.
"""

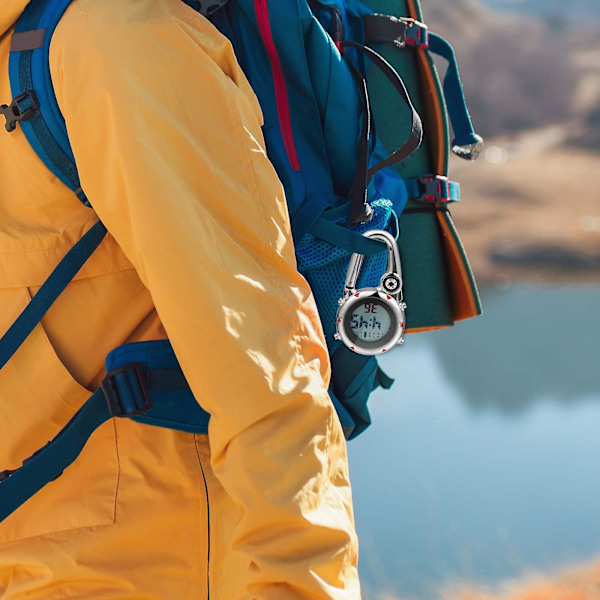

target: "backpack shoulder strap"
[6,0,89,205]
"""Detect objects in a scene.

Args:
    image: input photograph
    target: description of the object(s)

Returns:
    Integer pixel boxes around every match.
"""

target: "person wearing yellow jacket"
[0,0,362,598]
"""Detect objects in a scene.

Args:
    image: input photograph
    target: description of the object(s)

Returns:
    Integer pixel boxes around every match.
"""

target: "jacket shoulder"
[49,0,262,122]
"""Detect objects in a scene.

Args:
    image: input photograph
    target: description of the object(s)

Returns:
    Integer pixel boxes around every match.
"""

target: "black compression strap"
[342,41,423,181]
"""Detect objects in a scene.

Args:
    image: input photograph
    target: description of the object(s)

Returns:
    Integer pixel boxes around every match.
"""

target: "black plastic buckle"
[0,90,39,133]
[404,18,429,49]
[415,175,450,204]
[101,363,153,418]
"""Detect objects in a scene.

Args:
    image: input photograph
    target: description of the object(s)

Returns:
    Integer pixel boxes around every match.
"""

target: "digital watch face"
[342,296,400,350]
[350,302,392,342]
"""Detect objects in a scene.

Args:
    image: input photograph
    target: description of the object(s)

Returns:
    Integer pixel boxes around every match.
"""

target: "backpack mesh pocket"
[295,198,397,352]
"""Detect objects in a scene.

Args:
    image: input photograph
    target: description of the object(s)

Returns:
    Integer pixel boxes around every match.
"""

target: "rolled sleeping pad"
[361,0,482,331]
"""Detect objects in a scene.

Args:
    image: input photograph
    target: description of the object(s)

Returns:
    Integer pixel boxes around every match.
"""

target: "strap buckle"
[404,18,429,49]
[415,175,450,204]
[0,90,39,132]
[101,363,153,418]
[362,13,429,49]
[362,15,429,50]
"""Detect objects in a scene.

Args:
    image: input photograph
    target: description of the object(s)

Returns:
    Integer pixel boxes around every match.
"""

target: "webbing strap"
[310,217,387,256]
[0,388,110,523]
[9,0,89,203]
[341,40,422,225]
[342,42,423,180]
[362,14,429,49]
[0,220,107,370]
[290,196,333,245]
[0,363,210,523]
[360,13,482,158]
[427,33,482,154]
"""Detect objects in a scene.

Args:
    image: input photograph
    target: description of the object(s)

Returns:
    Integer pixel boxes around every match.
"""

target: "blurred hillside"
[426,0,600,141]
[480,0,600,21]
[422,0,600,284]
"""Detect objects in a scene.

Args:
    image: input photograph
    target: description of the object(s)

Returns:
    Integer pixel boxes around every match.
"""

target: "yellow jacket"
[0,1,361,598]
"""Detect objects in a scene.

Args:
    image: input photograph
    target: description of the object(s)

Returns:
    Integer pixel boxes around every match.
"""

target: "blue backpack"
[0,0,481,522]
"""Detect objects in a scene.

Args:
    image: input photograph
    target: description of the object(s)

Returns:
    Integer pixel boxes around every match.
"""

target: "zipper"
[254,0,301,171]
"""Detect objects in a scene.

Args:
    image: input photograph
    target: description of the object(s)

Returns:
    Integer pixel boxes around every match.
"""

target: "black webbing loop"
[340,41,423,225]
[343,41,423,179]
[344,58,373,226]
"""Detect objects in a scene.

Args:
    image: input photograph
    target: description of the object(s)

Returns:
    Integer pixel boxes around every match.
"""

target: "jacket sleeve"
[50,1,361,598]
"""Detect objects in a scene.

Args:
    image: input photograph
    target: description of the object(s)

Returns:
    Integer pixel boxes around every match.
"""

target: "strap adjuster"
[415,175,450,203]
[101,363,153,418]
[404,19,429,49]
[362,14,429,50]
[0,90,39,132]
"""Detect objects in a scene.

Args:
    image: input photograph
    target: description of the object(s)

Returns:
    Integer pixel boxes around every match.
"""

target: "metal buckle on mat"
[415,175,450,204]
[101,363,153,418]
[0,90,39,132]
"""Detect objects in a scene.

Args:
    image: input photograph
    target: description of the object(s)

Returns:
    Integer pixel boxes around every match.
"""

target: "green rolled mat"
[362,0,482,331]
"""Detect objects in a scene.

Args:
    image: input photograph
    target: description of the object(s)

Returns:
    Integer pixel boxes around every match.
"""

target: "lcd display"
[349,301,393,342]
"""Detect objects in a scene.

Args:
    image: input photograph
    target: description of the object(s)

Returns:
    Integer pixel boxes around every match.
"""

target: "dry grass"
[446,559,600,600]
[449,137,600,285]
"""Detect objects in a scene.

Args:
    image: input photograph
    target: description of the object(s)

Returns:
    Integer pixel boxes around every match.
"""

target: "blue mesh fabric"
[295,198,397,352]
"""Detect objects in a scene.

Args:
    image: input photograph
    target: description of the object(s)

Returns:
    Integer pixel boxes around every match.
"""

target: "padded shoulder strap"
[9,0,88,205]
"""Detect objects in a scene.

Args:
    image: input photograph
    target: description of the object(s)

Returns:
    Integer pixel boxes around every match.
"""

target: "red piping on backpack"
[254,0,301,171]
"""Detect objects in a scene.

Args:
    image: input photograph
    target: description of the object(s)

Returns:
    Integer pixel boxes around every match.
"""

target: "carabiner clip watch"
[334,229,406,355]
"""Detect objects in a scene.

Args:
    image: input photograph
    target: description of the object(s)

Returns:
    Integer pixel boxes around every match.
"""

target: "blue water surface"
[348,285,600,599]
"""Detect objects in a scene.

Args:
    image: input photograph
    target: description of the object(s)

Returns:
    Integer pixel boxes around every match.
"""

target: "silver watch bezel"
[335,288,406,356]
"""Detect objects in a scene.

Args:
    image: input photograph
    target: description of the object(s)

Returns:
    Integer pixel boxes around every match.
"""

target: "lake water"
[348,285,600,599]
